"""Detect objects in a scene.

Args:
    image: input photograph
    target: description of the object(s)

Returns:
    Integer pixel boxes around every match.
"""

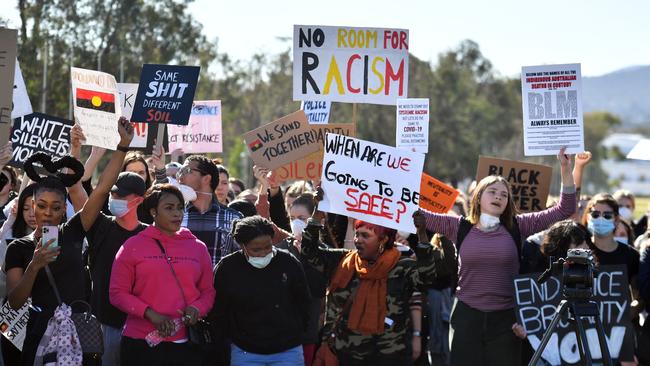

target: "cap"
[111,172,146,197]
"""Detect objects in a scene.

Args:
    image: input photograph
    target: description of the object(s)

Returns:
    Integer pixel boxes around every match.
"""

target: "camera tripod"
[528,298,612,366]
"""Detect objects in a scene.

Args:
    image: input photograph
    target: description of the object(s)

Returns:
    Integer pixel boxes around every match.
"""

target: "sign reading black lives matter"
[9,113,73,168]
[514,265,631,365]
[521,63,584,156]
[131,64,200,125]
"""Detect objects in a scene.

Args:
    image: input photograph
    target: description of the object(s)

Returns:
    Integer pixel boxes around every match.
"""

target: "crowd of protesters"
[0,118,648,366]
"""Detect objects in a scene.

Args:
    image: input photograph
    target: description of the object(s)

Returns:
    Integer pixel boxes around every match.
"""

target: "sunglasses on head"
[589,210,615,220]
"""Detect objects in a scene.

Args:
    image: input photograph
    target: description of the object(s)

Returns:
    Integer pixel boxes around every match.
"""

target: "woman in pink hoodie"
[110,184,216,365]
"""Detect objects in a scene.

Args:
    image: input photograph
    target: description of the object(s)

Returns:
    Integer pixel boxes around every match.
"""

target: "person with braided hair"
[3,117,134,365]
[209,215,311,366]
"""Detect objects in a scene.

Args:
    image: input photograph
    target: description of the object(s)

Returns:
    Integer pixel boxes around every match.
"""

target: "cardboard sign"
[521,64,584,156]
[9,113,73,168]
[243,110,320,170]
[514,266,631,365]
[626,139,650,161]
[71,67,122,150]
[0,298,31,350]
[168,100,222,153]
[396,98,429,153]
[300,100,331,124]
[275,123,356,182]
[319,134,424,233]
[11,60,32,119]
[131,64,200,125]
[118,83,148,148]
[0,28,18,145]
[476,156,552,212]
[293,25,409,105]
[419,173,458,213]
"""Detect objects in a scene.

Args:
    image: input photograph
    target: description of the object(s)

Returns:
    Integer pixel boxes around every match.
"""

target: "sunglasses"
[589,210,615,220]
[176,165,207,178]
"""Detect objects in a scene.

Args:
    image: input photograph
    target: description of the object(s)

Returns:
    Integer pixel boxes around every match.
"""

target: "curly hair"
[230,216,275,245]
[541,220,595,259]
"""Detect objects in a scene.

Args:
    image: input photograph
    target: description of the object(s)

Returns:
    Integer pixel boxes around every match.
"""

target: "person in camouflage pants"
[302,196,438,366]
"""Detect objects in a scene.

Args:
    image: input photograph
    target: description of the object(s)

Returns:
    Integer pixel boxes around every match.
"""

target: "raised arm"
[572,151,591,195]
[67,124,89,211]
[81,146,107,183]
[79,117,134,231]
[517,148,576,237]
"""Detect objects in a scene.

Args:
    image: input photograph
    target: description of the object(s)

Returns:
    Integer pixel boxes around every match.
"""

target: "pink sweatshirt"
[109,226,216,341]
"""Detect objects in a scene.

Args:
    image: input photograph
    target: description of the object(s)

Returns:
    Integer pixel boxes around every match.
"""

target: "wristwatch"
[413,330,422,337]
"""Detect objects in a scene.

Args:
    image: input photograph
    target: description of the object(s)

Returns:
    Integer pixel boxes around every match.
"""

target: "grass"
[636,197,650,218]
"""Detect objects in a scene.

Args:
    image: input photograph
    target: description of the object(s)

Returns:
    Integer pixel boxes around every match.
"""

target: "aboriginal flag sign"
[75,88,116,113]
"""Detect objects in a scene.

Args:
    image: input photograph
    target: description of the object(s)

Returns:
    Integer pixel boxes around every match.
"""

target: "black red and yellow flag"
[76,88,116,113]
[248,139,263,152]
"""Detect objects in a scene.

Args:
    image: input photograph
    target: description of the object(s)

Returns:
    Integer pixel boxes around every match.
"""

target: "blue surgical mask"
[108,198,130,218]
[587,217,615,237]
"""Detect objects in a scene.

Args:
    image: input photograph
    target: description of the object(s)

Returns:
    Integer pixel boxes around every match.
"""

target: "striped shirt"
[422,188,576,311]
[181,197,243,267]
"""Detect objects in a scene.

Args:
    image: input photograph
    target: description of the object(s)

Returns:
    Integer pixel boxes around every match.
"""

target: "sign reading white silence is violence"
[514,265,631,365]
[319,134,424,233]
[9,113,73,168]
[293,25,409,105]
[521,63,584,156]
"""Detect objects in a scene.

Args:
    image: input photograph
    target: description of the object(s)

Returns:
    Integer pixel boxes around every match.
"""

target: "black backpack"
[456,217,524,268]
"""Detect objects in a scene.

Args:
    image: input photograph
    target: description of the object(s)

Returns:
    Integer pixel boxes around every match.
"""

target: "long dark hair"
[123,152,152,189]
[12,183,37,238]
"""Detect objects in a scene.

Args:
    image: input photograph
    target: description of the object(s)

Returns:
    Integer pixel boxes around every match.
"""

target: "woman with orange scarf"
[302,190,436,366]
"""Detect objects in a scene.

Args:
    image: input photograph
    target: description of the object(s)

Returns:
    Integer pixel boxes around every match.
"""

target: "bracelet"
[116,145,130,153]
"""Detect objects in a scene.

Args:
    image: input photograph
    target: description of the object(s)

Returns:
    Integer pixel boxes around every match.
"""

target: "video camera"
[537,248,597,300]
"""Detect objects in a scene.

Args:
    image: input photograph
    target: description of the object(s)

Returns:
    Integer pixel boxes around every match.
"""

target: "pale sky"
[4,0,649,77]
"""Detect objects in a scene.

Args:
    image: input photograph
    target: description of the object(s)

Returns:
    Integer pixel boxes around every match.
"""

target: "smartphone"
[42,226,59,255]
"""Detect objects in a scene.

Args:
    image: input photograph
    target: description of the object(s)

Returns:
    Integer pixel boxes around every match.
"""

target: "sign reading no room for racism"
[293,25,409,105]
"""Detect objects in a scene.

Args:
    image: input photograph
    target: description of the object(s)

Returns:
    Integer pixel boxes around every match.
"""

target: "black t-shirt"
[594,241,640,282]
[4,213,86,309]
[86,213,147,328]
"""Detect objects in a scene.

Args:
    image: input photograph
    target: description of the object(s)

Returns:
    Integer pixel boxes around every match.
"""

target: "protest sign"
[9,113,73,168]
[275,123,356,182]
[0,28,18,145]
[476,156,552,212]
[521,63,584,156]
[0,297,31,350]
[168,100,222,153]
[118,83,148,148]
[243,110,320,170]
[626,139,650,161]
[71,67,121,150]
[319,134,424,233]
[514,265,630,365]
[396,98,429,153]
[12,60,32,119]
[419,173,458,213]
[131,64,200,126]
[293,25,409,105]
[300,100,331,124]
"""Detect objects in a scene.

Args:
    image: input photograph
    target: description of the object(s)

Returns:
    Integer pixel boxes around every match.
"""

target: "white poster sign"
[11,60,32,119]
[0,298,31,350]
[117,83,148,148]
[396,98,429,153]
[300,100,331,124]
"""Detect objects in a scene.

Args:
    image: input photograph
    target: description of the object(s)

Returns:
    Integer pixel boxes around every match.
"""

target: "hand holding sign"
[150,142,166,170]
[0,142,12,168]
[70,124,86,151]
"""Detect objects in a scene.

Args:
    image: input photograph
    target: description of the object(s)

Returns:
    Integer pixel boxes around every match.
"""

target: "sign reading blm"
[131,64,200,125]
[9,113,73,168]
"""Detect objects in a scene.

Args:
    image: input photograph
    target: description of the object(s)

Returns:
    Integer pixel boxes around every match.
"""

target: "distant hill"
[583,66,650,126]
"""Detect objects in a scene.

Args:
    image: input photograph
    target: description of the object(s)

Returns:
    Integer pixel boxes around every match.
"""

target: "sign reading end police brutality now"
[521,63,584,156]
[514,266,631,365]
[131,64,200,125]
[293,25,409,105]
[319,134,424,233]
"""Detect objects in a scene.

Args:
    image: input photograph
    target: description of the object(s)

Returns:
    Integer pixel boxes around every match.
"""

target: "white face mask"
[479,213,501,231]
[177,184,198,203]
[618,207,634,221]
[614,236,629,245]
[246,247,276,269]
[108,198,131,218]
[290,219,307,238]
